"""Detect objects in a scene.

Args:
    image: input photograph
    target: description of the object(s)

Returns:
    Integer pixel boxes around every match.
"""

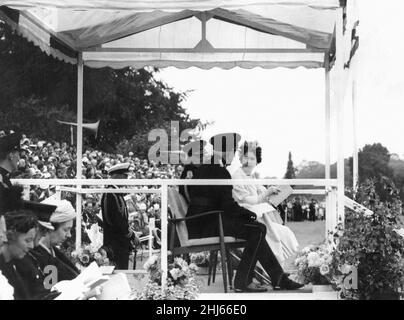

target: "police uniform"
[186,133,287,291]
[101,163,134,269]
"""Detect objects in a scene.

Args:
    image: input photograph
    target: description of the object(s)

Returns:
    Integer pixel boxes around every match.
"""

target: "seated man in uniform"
[186,133,303,292]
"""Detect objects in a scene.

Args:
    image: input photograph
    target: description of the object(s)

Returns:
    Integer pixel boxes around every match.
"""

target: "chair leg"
[218,213,228,293]
[219,246,228,293]
[207,250,214,286]
[226,249,233,289]
[212,250,218,284]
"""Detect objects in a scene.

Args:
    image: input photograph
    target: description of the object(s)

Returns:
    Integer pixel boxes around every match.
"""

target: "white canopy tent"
[1,0,359,288]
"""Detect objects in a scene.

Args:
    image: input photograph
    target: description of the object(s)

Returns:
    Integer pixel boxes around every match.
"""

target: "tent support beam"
[85,47,324,53]
[161,184,168,292]
[324,54,332,238]
[76,52,84,250]
[336,8,345,229]
[352,78,359,191]
[325,55,331,181]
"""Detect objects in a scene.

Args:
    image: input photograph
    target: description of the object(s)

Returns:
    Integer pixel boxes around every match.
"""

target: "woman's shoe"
[234,282,268,293]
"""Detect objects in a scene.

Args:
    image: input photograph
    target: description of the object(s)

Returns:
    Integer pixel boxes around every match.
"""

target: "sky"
[155,0,404,178]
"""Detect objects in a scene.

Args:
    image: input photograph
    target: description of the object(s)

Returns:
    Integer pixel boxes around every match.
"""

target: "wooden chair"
[167,187,246,293]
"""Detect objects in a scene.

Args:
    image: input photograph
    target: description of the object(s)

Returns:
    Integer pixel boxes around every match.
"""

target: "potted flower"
[333,179,404,300]
[190,251,211,274]
[295,244,337,293]
[134,253,200,300]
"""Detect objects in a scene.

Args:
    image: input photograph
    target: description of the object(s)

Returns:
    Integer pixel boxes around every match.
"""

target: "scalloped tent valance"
[0,0,354,70]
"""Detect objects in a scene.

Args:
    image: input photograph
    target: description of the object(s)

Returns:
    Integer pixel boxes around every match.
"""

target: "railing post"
[75,187,82,251]
[161,183,168,294]
[22,185,30,200]
[55,186,61,200]
[149,217,155,258]
[326,188,338,243]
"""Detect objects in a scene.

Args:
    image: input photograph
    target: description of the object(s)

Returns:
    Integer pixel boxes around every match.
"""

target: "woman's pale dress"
[231,168,299,263]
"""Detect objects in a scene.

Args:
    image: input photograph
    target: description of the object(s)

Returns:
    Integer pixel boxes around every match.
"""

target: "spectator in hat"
[0,211,38,300]
[14,201,62,300]
[101,163,139,269]
[0,132,23,189]
[32,199,79,282]
[186,132,303,292]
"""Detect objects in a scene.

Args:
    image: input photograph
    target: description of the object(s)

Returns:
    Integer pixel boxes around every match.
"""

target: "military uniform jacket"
[101,186,131,247]
[179,164,200,204]
[187,162,255,239]
[32,245,79,282]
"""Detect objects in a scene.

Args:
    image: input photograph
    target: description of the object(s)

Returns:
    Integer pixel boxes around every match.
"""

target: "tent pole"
[70,125,74,146]
[161,183,168,293]
[325,55,331,181]
[352,78,359,191]
[324,54,332,239]
[336,8,345,229]
[76,53,83,250]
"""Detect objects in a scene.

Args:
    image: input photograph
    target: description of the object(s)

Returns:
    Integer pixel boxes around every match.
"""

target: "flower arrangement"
[135,253,200,300]
[294,243,336,286]
[71,244,112,269]
[190,251,210,267]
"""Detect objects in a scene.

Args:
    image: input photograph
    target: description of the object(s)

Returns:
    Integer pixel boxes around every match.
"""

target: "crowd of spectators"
[3,133,183,254]
[9,133,183,181]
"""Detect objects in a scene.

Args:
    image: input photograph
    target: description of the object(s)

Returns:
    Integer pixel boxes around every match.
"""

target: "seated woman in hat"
[32,199,80,282]
[231,141,299,264]
[0,211,37,300]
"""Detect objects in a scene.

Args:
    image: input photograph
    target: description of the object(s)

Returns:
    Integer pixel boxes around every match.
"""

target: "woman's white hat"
[41,198,76,223]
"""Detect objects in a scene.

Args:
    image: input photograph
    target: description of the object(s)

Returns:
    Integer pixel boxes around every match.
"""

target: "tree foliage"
[284,151,296,179]
[357,144,393,183]
[0,20,199,153]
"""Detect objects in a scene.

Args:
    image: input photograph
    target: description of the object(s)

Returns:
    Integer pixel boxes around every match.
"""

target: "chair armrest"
[169,210,224,223]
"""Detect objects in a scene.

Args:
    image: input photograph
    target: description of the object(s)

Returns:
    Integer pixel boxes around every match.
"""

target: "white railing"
[11,178,338,290]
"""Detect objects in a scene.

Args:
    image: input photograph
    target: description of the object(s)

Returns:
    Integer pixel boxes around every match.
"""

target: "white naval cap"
[108,163,131,175]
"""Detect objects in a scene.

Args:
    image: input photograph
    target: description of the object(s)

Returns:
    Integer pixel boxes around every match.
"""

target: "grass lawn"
[283,220,326,271]
[286,220,326,249]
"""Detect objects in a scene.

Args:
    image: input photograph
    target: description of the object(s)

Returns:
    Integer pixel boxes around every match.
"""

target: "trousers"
[233,220,284,289]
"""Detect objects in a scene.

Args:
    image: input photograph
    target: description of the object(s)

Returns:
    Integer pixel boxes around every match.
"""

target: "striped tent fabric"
[0,0,358,70]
